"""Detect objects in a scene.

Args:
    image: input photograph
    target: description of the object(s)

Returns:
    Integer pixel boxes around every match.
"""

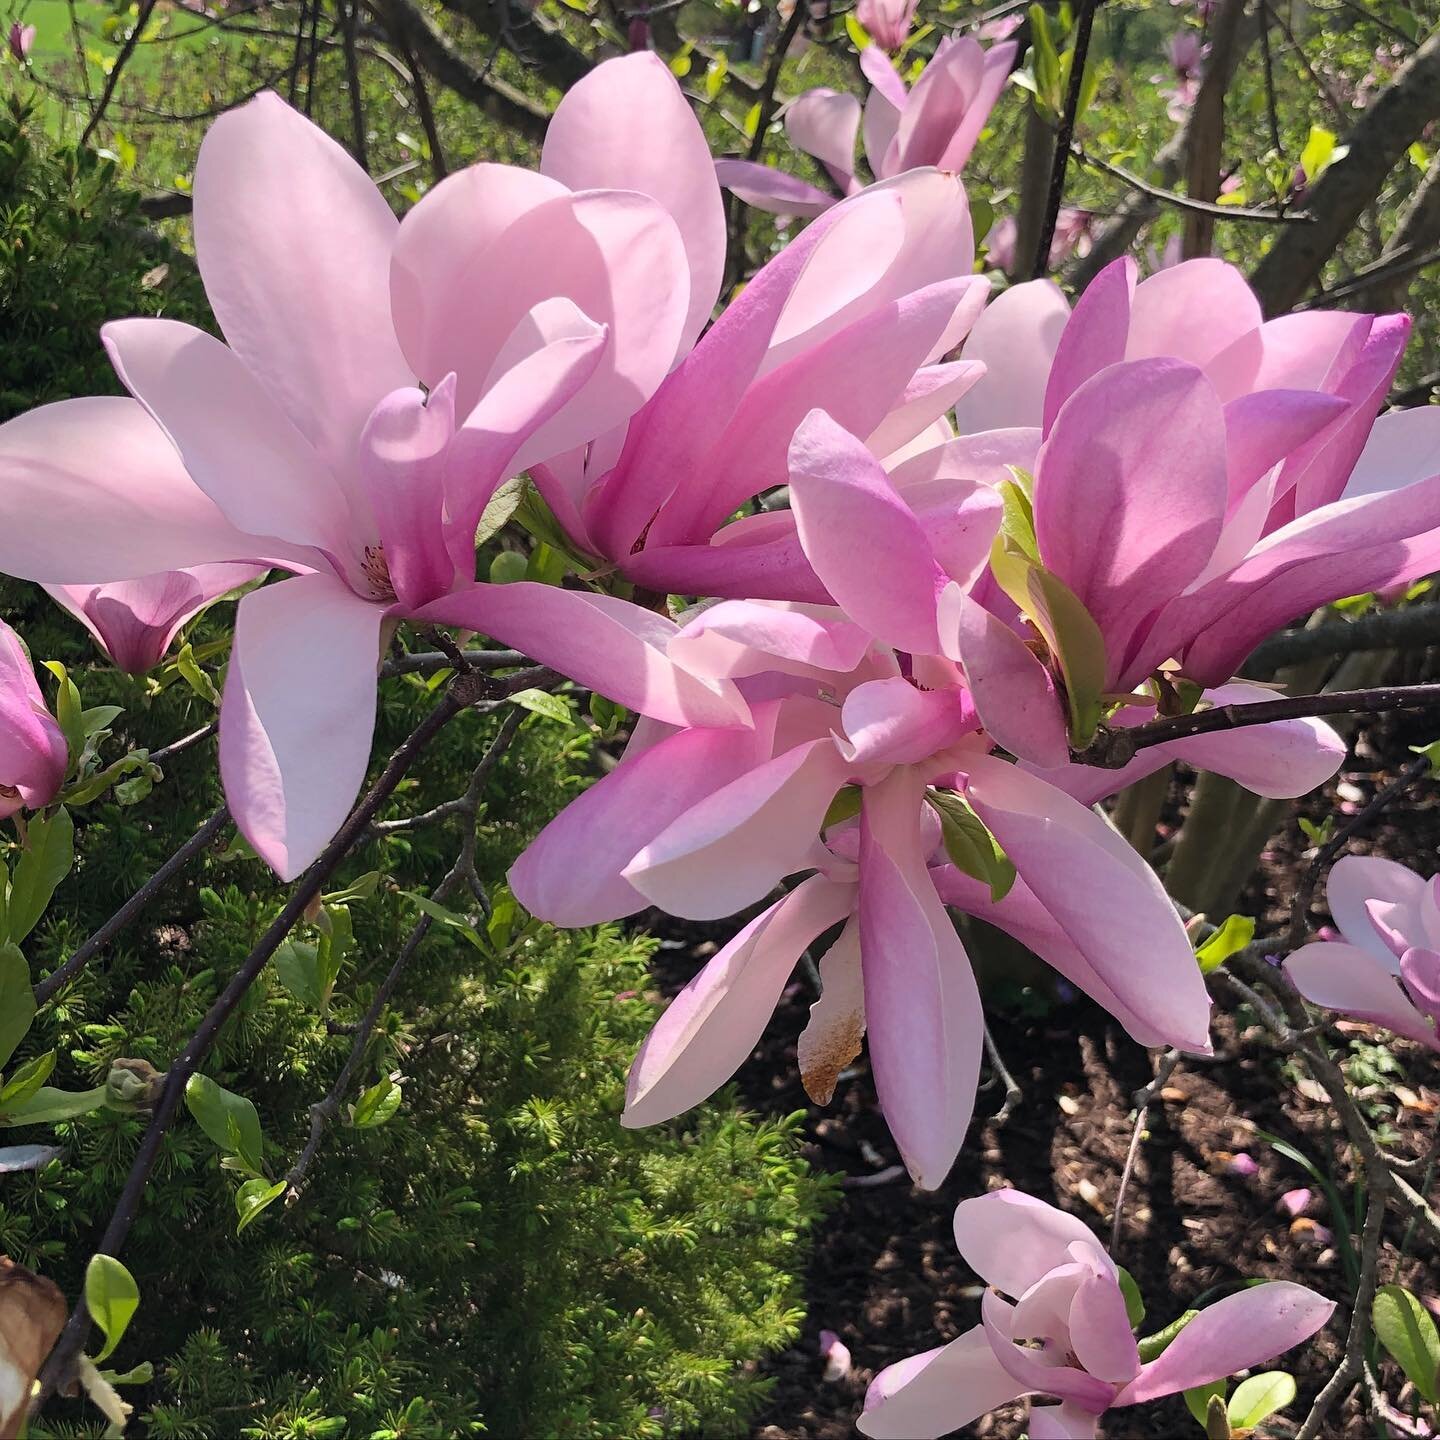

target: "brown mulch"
[642,710,1440,1439]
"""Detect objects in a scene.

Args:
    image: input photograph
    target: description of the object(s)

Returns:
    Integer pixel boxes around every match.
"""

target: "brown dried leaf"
[0,1254,67,1435]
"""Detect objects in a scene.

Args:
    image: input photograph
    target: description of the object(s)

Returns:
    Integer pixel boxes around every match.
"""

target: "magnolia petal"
[1115,1282,1335,1405]
[1041,256,1135,432]
[1329,854,1432,966]
[670,600,873,679]
[713,159,836,218]
[952,1188,1111,1296]
[981,1292,1118,1411]
[1028,1402,1101,1440]
[798,915,865,1104]
[1284,941,1439,1048]
[220,573,384,880]
[857,1327,1029,1440]
[956,279,1070,434]
[784,88,862,181]
[623,875,854,1126]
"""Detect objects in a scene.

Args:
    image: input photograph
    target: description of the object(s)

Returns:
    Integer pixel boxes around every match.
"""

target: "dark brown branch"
[1241,605,1440,675]
[1073,144,1310,224]
[81,0,159,146]
[381,0,449,179]
[1181,0,1246,257]
[380,647,526,677]
[1030,0,1100,279]
[431,0,592,90]
[1077,683,1440,769]
[1299,240,1440,309]
[339,0,370,168]
[32,805,232,1008]
[148,723,217,765]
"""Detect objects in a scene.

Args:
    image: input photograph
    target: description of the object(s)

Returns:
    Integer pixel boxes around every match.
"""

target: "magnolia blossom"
[1286,855,1440,1049]
[0,60,748,878]
[858,1189,1335,1439]
[857,0,916,50]
[985,209,1092,277]
[0,619,67,821]
[513,409,1345,1186]
[0,1256,67,1437]
[1158,29,1205,118]
[716,36,1015,219]
[44,564,264,675]
[7,21,33,61]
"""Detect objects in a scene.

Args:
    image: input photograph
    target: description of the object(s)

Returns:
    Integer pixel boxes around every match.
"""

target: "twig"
[981,1022,1022,1124]
[1258,0,1282,156]
[1031,0,1100,278]
[32,672,499,1410]
[148,723,217,766]
[1073,144,1309,223]
[80,0,158,145]
[1077,684,1440,770]
[32,806,232,1007]
[381,648,526,677]
[382,0,448,179]
[1111,1048,1181,1255]
[339,0,369,168]
[1289,753,1432,948]
[1242,605,1440,675]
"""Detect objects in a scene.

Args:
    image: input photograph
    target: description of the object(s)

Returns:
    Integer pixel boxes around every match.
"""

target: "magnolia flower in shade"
[716,37,1015,219]
[1285,855,1440,1050]
[0,620,67,822]
[858,1189,1336,1440]
[1158,29,1205,118]
[0,1256,67,1437]
[857,0,917,50]
[43,564,265,675]
[946,256,1440,722]
[0,65,748,879]
[7,21,34,61]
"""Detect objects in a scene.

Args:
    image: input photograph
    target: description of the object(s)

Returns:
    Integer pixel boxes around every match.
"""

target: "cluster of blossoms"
[2,37,1439,1432]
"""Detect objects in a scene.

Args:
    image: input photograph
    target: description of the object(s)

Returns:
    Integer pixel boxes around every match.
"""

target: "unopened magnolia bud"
[1205,1392,1232,1440]
[105,1059,165,1111]
[0,1254,66,1435]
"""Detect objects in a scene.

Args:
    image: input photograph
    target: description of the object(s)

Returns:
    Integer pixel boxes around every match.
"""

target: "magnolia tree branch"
[1241,605,1440,675]
[1110,1046,1182,1256]
[1030,0,1099,279]
[1077,683,1440,769]
[32,805,233,1007]
[380,647,527,677]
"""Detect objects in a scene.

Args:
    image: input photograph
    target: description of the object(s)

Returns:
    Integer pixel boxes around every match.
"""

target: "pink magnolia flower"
[858,1189,1335,1439]
[857,0,916,50]
[1157,29,1206,118]
[43,564,264,675]
[0,620,67,821]
[716,36,1016,219]
[0,62,747,879]
[946,256,1440,726]
[7,21,34,61]
[1285,855,1440,1050]
[513,411,1343,1185]
[986,208,1090,278]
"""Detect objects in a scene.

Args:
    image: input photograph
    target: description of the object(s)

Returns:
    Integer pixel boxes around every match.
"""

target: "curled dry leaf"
[0,1254,67,1435]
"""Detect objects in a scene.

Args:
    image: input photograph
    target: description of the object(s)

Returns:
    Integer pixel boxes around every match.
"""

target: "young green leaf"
[1115,1265,1146,1330]
[1138,1308,1198,1362]
[1373,1283,1440,1403]
[351,1076,402,1129]
[321,872,380,907]
[1226,1371,1297,1429]
[1195,914,1256,974]
[235,1177,287,1234]
[823,786,863,830]
[275,938,322,1009]
[0,944,35,1070]
[844,11,870,48]
[85,1253,139,1363]
[0,1084,108,1126]
[7,808,75,944]
[925,791,1016,901]
[1026,568,1108,744]
[1183,1381,1227,1429]
[1205,1391,1232,1440]
[184,1073,264,1174]
[509,688,573,724]
[0,1050,56,1107]
[175,643,220,705]
[43,660,86,763]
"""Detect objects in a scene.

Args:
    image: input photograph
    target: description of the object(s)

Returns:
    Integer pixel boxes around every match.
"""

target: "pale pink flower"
[1278,1187,1313,1218]
[859,1189,1335,1439]
[819,1328,853,1381]
[1226,1152,1259,1178]
[7,21,34,62]
[856,0,916,51]
[1286,856,1440,1050]
[716,36,1016,219]
[0,619,67,821]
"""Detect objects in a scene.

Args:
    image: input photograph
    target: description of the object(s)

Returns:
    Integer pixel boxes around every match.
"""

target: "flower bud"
[104,1059,165,1112]
[0,620,67,821]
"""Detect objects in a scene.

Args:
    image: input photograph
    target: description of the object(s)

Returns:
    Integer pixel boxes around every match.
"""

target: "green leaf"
[743,102,762,139]
[43,661,85,763]
[1115,1265,1146,1330]
[1025,568,1108,744]
[844,12,870,48]
[175,642,220,706]
[103,1361,154,1386]
[402,891,487,951]
[1227,1371,1297,1429]
[1373,1283,1440,1403]
[112,773,152,806]
[351,1076,402,1129]
[275,939,322,1009]
[1028,4,1062,116]
[1299,124,1337,183]
[1138,1308,1198,1362]
[0,944,34,1070]
[475,474,529,546]
[823,786,863,830]
[489,550,529,585]
[969,196,995,247]
[668,43,692,77]
[81,705,124,738]
[925,791,1016,901]
[85,1254,139,1363]
[0,1050,55,1107]
[1184,1381,1227,1429]
[235,1177,287,1233]
[7,808,75,944]
[704,54,727,100]
[509,688,573,724]
[322,872,380,906]
[0,1084,108,1126]
[1195,914,1255,974]
[185,1073,264,1174]
[1298,815,1336,845]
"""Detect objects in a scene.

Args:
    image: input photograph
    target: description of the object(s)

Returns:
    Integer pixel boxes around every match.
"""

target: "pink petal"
[945,592,1069,767]
[886,442,1009,587]
[623,875,854,1125]
[620,523,834,604]
[865,359,986,462]
[1343,402,1440,502]
[859,768,983,1189]
[0,399,284,584]
[412,583,749,730]
[954,279,1070,433]
[713,159,836,218]
[102,318,351,563]
[1035,358,1228,677]
[981,1292,1118,1410]
[1284,941,1440,1048]
[45,563,264,675]
[670,600,873,679]
[891,36,986,170]
[1223,389,1351,506]
[963,754,1213,1052]
[861,63,904,180]
[1329,855,1428,964]
[1278,1187,1312,1218]
[861,44,909,108]
[839,677,972,767]
[1069,1264,1141,1384]
[798,914,865,1104]
[1116,1282,1335,1405]
[220,574,384,879]
[1400,947,1440,1018]
[936,40,1017,173]
[542,52,725,352]
[1041,257,1135,433]
[622,740,851,919]
[858,1327,1029,1440]
[788,409,946,654]
[510,723,768,926]
[1028,1402,1101,1440]
[0,620,68,813]
[784,88,862,181]
[953,1189,1111,1296]
[818,1328,854,1382]
[1125,257,1264,378]
[193,91,412,489]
